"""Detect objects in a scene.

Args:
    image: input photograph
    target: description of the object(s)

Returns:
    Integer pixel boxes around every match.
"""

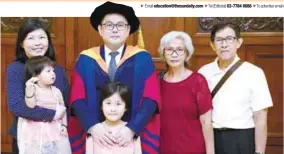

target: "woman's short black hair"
[24,56,55,84]
[99,82,131,122]
[15,18,56,63]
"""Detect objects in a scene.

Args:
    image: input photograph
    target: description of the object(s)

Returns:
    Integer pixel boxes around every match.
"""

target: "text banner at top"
[0,2,283,17]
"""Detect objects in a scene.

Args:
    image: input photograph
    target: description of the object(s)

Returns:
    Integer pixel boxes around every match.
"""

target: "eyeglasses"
[101,22,129,31]
[214,36,238,44]
[164,48,185,55]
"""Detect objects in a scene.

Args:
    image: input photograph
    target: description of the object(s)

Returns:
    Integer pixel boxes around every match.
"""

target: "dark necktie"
[108,51,119,81]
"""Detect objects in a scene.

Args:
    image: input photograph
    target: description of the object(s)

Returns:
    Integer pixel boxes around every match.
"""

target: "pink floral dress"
[17,86,71,154]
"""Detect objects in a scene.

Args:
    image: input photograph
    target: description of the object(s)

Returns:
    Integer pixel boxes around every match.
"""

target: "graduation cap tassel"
[137,26,145,49]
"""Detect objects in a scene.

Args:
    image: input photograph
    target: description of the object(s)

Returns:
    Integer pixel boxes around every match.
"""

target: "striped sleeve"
[69,55,99,132]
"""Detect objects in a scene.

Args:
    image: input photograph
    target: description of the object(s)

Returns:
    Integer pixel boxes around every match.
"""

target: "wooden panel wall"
[1,17,283,153]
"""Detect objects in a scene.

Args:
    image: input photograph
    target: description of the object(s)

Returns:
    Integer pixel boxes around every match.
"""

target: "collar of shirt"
[104,44,124,67]
[211,55,240,77]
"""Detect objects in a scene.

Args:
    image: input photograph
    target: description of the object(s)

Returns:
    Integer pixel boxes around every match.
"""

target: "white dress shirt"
[104,45,124,67]
[198,56,273,129]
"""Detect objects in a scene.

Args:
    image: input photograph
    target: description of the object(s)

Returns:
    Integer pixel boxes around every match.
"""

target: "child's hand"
[26,77,39,87]
[25,77,39,97]
[60,125,68,136]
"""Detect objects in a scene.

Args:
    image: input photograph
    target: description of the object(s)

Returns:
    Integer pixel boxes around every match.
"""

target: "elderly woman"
[159,31,214,154]
[6,18,69,154]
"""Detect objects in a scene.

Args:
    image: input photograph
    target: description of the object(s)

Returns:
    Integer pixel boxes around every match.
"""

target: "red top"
[160,72,213,154]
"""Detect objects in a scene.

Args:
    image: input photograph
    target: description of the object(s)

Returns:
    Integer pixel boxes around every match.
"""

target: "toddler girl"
[17,56,71,154]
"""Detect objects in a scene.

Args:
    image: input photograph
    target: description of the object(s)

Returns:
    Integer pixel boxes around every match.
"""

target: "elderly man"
[68,1,161,154]
[199,22,273,154]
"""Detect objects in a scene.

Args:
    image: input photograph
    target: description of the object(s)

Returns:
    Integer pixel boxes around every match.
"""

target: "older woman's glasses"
[214,36,238,44]
[101,22,129,31]
[164,47,185,55]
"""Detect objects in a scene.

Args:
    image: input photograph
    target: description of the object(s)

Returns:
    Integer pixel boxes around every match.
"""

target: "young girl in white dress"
[17,56,71,154]
[86,82,142,154]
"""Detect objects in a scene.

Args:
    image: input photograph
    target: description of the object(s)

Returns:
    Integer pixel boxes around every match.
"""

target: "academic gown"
[68,45,161,154]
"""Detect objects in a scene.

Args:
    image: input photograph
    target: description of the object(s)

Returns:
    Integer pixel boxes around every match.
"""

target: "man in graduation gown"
[68,2,161,154]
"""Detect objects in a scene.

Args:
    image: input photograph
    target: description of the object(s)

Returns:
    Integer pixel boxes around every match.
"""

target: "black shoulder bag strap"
[211,60,244,99]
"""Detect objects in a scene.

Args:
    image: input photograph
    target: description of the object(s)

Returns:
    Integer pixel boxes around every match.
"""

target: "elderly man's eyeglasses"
[101,22,129,31]
[214,36,238,44]
[164,48,185,55]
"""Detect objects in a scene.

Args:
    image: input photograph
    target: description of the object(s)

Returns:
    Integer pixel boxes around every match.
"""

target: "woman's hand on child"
[90,123,116,149]
[114,126,135,147]
[53,104,66,120]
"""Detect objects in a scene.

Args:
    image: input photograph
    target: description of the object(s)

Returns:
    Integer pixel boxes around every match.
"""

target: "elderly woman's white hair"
[158,31,194,61]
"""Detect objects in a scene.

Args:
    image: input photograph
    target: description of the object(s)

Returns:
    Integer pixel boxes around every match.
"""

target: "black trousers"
[12,138,19,154]
[214,128,255,154]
